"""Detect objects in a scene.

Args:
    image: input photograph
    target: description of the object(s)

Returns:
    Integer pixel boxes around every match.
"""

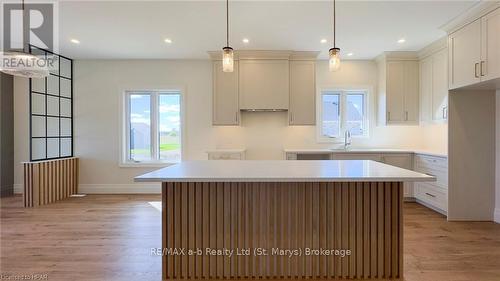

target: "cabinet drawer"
[415,182,447,212]
[415,154,447,171]
[416,167,447,189]
[208,152,242,160]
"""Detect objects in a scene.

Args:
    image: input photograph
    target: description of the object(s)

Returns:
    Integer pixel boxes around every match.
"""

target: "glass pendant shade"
[222,47,234,73]
[0,51,49,78]
[329,48,341,72]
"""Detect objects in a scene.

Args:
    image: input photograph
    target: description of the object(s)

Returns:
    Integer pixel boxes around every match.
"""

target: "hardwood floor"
[1,195,500,281]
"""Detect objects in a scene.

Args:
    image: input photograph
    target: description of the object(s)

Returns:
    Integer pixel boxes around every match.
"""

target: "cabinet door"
[213,61,239,125]
[419,56,433,122]
[289,60,315,125]
[481,7,500,81]
[448,19,481,89]
[386,61,405,122]
[382,153,413,198]
[239,60,289,110]
[404,61,419,122]
[331,153,382,162]
[432,49,448,121]
[381,154,412,169]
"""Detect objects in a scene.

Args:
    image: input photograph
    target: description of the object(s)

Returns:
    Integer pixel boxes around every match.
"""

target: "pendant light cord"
[226,0,229,47]
[22,0,28,53]
[333,0,336,48]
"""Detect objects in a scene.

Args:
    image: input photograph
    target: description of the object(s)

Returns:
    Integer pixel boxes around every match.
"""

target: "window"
[29,45,73,161]
[124,90,182,164]
[318,89,368,140]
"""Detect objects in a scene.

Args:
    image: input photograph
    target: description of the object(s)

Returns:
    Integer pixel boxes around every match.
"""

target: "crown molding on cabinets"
[375,51,419,63]
[418,37,447,60]
[207,50,319,61]
[440,0,500,34]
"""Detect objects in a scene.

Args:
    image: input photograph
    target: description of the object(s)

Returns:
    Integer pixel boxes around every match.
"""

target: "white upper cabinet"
[212,60,239,125]
[289,60,316,125]
[420,45,448,122]
[239,59,290,110]
[432,49,448,121]
[419,56,433,122]
[481,7,500,81]
[377,53,419,125]
[448,19,481,89]
[448,7,500,89]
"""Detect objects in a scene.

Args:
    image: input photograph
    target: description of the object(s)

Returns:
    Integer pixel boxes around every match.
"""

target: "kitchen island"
[135,160,434,280]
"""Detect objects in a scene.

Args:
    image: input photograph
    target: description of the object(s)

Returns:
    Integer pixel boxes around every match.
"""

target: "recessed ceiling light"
[70,39,80,44]
[164,38,172,44]
[347,52,353,57]
[398,38,406,44]
[242,38,249,44]
[320,39,327,44]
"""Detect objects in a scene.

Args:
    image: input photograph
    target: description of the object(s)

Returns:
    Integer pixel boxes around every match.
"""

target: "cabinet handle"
[405,111,408,121]
[475,63,480,78]
[387,111,391,121]
[443,106,448,119]
[480,61,486,76]
[290,112,293,123]
[235,112,238,123]
[425,192,436,198]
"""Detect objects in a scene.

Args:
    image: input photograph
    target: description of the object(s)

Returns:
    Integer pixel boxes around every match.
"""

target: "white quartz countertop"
[135,160,435,183]
[283,148,447,158]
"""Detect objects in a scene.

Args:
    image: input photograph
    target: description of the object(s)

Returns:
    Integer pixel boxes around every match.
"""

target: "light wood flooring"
[1,195,500,281]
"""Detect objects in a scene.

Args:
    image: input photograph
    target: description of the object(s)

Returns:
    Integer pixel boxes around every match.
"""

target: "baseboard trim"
[494,208,500,224]
[78,183,161,194]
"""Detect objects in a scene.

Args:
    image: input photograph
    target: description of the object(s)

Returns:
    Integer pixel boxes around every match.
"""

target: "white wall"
[13,59,446,192]
[496,90,500,223]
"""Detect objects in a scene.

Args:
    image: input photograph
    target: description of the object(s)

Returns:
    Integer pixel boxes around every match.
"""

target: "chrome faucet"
[344,129,352,149]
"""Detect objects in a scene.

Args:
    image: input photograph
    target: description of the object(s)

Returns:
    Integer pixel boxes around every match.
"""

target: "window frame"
[121,89,184,167]
[316,87,370,143]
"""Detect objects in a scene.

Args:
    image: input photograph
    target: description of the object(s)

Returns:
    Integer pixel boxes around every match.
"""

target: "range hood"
[240,109,288,112]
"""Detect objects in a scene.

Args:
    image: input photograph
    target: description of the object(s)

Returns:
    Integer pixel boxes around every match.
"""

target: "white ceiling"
[57,0,477,60]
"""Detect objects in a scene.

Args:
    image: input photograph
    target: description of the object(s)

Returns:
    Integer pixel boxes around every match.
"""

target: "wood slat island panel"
[161,181,403,280]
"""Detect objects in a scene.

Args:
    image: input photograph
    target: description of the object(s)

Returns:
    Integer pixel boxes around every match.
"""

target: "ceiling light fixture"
[0,0,49,78]
[70,39,80,44]
[242,38,249,44]
[321,39,327,44]
[222,0,234,72]
[398,38,406,44]
[329,0,340,72]
[347,52,353,57]
[164,38,172,44]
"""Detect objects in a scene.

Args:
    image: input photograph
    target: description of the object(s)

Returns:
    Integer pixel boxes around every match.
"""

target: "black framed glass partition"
[29,45,73,161]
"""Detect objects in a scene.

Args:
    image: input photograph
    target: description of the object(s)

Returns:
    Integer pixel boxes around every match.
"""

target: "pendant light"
[329,0,341,72]
[222,0,234,72]
[0,0,49,78]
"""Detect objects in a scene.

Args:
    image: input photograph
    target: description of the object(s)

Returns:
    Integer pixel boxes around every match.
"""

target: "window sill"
[119,161,179,168]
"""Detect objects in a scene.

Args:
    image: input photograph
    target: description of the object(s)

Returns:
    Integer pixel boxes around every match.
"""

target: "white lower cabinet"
[381,154,414,198]
[413,154,448,214]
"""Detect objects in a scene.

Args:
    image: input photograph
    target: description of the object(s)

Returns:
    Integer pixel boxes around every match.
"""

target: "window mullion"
[151,92,158,160]
[340,92,346,134]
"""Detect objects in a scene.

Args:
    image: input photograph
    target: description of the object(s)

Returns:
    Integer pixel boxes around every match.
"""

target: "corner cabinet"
[289,60,316,125]
[448,7,500,89]
[212,60,240,125]
[420,47,448,122]
[377,53,419,125]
